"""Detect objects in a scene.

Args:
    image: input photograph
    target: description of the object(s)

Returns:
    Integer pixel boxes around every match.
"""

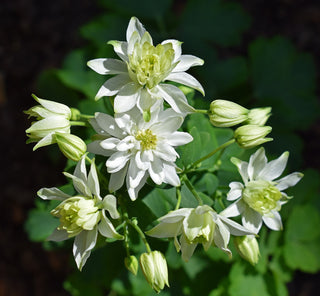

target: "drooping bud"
[234,125,272,149]
[246,107,272,126]
[55,132,87,161]
[139,251,169,293]
[125,255,139,276]
[234,235,260,265]
[209,99,249,127]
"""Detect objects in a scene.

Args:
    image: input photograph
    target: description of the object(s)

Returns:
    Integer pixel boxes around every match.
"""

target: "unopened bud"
[246,107,272,126]
[234,235,260,265]
[139,251,169,293]
[234,125,272,149]
[125,255,139,276]
[55,133,87,161]
[209,100,248,127]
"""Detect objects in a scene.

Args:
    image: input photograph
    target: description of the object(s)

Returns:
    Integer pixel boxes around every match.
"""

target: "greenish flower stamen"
[135,129,157,150]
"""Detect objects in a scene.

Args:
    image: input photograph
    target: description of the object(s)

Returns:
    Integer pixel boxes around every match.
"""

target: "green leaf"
[24,200,60,242]
[194,173,219,196]
[284,205,320,273]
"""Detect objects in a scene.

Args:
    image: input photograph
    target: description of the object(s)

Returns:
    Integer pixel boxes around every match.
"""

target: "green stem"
[195,109,209,114]
[175,186,182,210]
[188,139,235,170]
[124,223,131,257]
[184,177,203,205]
[127,218,152,253]
[70,121,88,127]
[79,114,94,120]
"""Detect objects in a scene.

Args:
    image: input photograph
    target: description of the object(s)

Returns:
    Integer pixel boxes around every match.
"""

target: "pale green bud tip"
[234,125,273,149]
[209,99,249,127]
[55,133,87,161]
[246,107,272,126]
[125,255,139,276]
[70,108,81,121]
[234,235,260,265]
[140,251,169,293]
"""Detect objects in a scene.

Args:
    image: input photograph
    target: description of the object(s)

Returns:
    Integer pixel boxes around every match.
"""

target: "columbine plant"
[25,16,304,294]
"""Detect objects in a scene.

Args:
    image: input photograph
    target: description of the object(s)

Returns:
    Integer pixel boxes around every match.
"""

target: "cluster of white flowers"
[25,16,303,293]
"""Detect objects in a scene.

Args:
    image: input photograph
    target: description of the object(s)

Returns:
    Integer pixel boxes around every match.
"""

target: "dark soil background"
[0,0,319,295]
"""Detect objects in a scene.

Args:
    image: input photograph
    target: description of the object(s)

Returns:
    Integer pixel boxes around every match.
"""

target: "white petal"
[109,165,128,192]
[137,87,158,112]
[135,151,150,170]
[276,172,303,191]
[220,200,245,218]
[227,182,244,201]
[173,54,204,72]
[231,157,249,184]
[37,187,71,201]
[213,224,231,257]
[107,151,131,173]
[34,95,71,117]
[165,72,205,95]
[258,151,289,181]
[154,143,178,162]
[146,222,182,238]
[218,215,253,236]
[161,39,182,62]
[165,131,193,146]
[114,83,140,113]
[95,74,131,100]
[127,31,141,55]
[155,84,195,114]
[158,208,192,223]
[32,133,55,150]
[98,212,123,239]
[95,112,124,138]
[108,40,129,62]
[262,211,283,231]
[100,138,120,150]
[73,229,97,271]
[26,116,70,135]
[63,172,92,197]
[180,235,197,262]
[102,195,120,219]
[116,136,135,151]
[149,157,164,185]
[126,16,146,42]
[241,207,263,234]
[87,58,127,75]
[87,162,100,198]
[248,147,267,181]
[163,162,180,186]
[127,173,148,201]
[74,155,87,183]
[87,140,114,157]
[128,158,146,189]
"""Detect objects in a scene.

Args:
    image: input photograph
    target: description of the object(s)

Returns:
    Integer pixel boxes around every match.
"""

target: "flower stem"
[195,109,209,114]
[79,114,94,120]
[127,218,152,253]
[188,138,235,170]
[184,177,203,205]
[70,121,89,127]
[175,186,182,210]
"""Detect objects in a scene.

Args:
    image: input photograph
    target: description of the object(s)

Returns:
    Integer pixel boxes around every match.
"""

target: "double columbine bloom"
[147,205,252,262]
[87,17,204,114]
[38,156,123,270]
[88,107,192,200]
[221,147,303,233]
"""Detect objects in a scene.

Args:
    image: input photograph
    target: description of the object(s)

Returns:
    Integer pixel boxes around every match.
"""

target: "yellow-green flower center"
[135,129,157,150]
[243,180,282,215]
[128,41,175,89]
[51,196,101,237]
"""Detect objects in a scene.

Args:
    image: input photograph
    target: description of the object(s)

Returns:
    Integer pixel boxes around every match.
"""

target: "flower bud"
[246,107,272,126]
[125,255,139,276]
[234,125,272,149]
[234,235,260,265]
[139,251,169,293]
[55,133,87,161]
[209,99,248,127]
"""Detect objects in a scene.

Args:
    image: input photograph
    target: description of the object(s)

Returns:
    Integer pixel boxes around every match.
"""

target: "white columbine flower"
[146,205,252,262]
[38,156,123,270]
[221,147,303,234]
[25,94,71,150]
[87,16,204,115]
[88,107,193,201]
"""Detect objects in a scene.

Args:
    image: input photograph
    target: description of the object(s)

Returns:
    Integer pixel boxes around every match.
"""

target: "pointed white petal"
[135,151,150,170]
[37,187,71,201]
[218,215,253,236]
[128,158,146,189]
[231,157,249,184]
[74,156,87,183]
[95,112,124,138]
[102,195,120,219]
[165,131,193,146]
[149,157,164,185]
[100,138,120,150]
[127,172,148,201]
[213,225,231,257]
[32,133,55,150]
[87,58,127,75]
[165,72,205,95]
[248,147,267,181]
[241,207,263,234]
[276,172,303,191]
[63,172,92,197]
[114,83,140,113]
[95,74,131,100]
[163,162,180,186]
[146,222,182,238]
[220,200,246,218]
[137,88,158,112]
[109,165,128,192]
[126,16,146,42]
[258,151,289,181]
[107,151,131,173]
[87,162,100,199]
[87,140,114,157]
[108,40,129,62]
[227,182,244,201]
[98,212,123,239]
[173,54,204,72]
[158,208,191,223]
[73,229,97,271]
[34,95,71,117]
[161,39,182,62]
[262,211,283,231]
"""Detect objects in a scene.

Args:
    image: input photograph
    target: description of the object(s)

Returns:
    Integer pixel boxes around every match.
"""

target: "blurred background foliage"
[20,0,320,295]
